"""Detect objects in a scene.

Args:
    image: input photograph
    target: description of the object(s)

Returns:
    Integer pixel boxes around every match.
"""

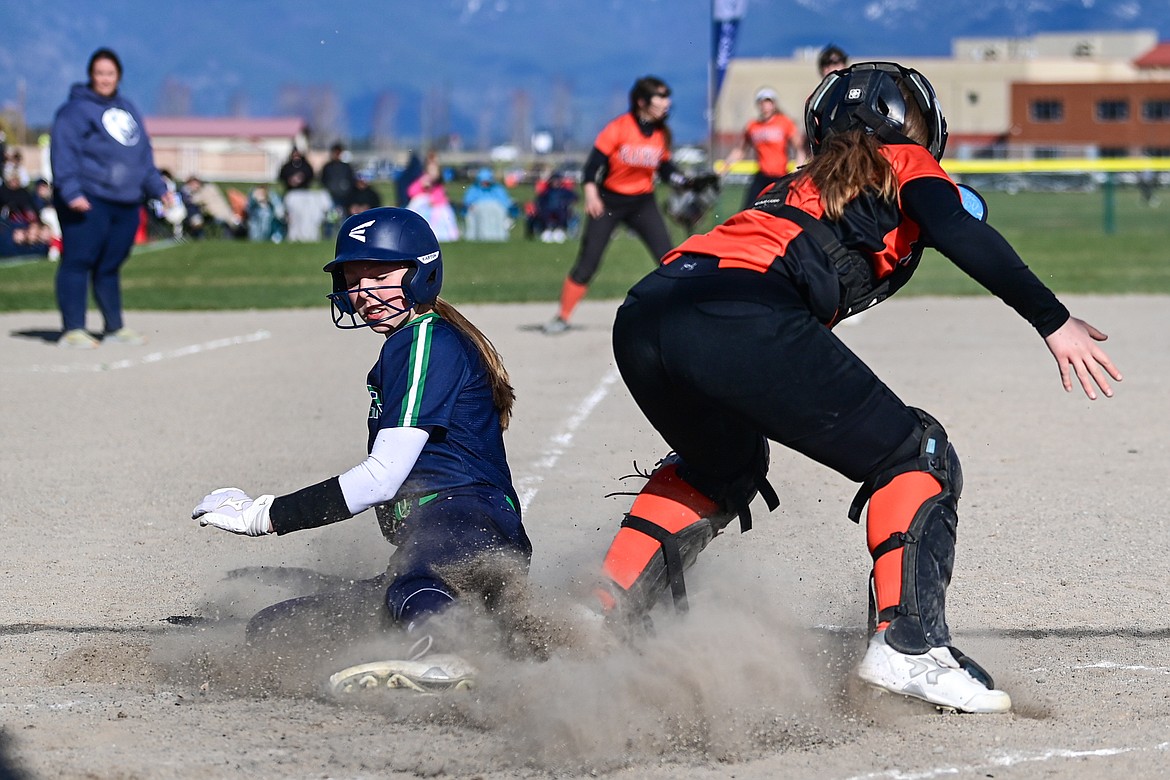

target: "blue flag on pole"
[712,0,748,105]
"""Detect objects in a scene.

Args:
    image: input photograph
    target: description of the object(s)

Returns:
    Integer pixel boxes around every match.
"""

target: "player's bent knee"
[386,577,455,631]
[855,408,964,654]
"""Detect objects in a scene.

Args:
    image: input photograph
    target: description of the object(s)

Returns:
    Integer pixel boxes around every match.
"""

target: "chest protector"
[754,193,922,323]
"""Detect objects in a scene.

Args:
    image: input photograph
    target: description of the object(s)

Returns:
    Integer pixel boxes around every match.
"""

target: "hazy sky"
[1,0,1164,145]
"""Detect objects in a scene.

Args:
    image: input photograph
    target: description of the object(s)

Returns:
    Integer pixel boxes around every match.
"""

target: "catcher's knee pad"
[851,409,963,654]
[600,445,779,616]
[683,437,780,534]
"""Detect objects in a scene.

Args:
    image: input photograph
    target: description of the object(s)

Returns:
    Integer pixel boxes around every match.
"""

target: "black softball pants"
[612,257,922,490]
[568,191,673,285]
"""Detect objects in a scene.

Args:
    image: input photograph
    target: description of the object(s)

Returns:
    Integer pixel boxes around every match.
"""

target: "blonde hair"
[801,80,930,220]
[431,297,515,430]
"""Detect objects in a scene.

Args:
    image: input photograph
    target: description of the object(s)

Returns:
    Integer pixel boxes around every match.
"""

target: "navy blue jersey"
[366,312,518,509]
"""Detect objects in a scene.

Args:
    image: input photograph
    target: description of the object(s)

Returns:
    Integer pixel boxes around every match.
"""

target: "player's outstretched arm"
[192,488,274,536]
[1042,316,1123,400]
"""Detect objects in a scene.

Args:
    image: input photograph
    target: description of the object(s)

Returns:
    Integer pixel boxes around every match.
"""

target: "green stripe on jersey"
[399,314,437,426]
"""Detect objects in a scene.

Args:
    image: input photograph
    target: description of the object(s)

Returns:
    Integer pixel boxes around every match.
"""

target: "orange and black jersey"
[583,112,679,196]
[664,143,1069,335]
[743,112,800,177]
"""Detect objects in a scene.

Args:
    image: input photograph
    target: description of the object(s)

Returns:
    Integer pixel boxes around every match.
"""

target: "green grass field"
[2,183,1166,313]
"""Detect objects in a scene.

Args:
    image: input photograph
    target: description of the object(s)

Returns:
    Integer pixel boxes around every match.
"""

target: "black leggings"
[568,191,672,285]
[612,257,921,489]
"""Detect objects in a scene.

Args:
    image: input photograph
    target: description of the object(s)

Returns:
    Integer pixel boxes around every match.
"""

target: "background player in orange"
[542,75,691,334]
[592,63,1121,713]
[818,43,849,77]
[726,87,807,210]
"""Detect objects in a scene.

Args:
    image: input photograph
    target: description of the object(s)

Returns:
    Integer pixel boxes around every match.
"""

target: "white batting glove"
[192,488,275,536]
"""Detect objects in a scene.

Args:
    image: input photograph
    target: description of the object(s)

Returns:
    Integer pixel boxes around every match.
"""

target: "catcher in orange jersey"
[593,63,1122,713]
[726,87,807,210]
[542,75,693,334]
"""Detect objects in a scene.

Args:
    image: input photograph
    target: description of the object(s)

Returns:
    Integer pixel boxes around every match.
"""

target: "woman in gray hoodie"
[50,47,172,349]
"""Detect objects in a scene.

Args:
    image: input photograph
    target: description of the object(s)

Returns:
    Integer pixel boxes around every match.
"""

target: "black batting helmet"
[804,61,948,161]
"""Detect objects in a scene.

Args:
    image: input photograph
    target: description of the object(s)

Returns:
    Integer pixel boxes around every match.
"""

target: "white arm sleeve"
[337,426,430,515]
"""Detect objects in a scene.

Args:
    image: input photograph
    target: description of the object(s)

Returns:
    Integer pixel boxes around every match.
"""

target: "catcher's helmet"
[323,207,443,329]
[805,62,947,161]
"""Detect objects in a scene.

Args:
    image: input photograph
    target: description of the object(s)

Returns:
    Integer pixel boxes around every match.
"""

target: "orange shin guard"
[600,463,720,612]
[866,471,943,631]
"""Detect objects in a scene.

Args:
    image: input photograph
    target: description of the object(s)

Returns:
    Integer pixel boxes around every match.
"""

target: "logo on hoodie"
[102,108,141,147]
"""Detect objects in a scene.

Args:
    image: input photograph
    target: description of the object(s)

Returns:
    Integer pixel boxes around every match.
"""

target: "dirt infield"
[1,295,1166,779]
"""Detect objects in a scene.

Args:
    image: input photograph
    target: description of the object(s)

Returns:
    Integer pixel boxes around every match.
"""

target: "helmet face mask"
[329,273,414,331]
[804,62,948,161]
[324,208,443,330]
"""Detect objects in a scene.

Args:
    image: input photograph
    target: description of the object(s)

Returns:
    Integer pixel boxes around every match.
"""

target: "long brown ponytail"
[801,129,898,220]
[431,298,515,430]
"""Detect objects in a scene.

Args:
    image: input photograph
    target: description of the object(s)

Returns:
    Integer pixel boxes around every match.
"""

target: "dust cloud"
[150,546,864,773]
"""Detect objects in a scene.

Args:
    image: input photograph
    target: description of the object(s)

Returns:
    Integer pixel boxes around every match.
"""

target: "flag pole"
[707,0,716,162]
[709,0,746,167]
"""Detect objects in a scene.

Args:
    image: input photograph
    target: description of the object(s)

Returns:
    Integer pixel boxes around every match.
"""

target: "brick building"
[14,116,310,184]
[1010,82,1170,156]
[719,29,1170,160]
[144,117,310,182]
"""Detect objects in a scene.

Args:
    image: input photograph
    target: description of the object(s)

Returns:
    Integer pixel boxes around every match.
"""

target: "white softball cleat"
[541,315,570,335]
[328,653,477,696]
[856,631,1012,713]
